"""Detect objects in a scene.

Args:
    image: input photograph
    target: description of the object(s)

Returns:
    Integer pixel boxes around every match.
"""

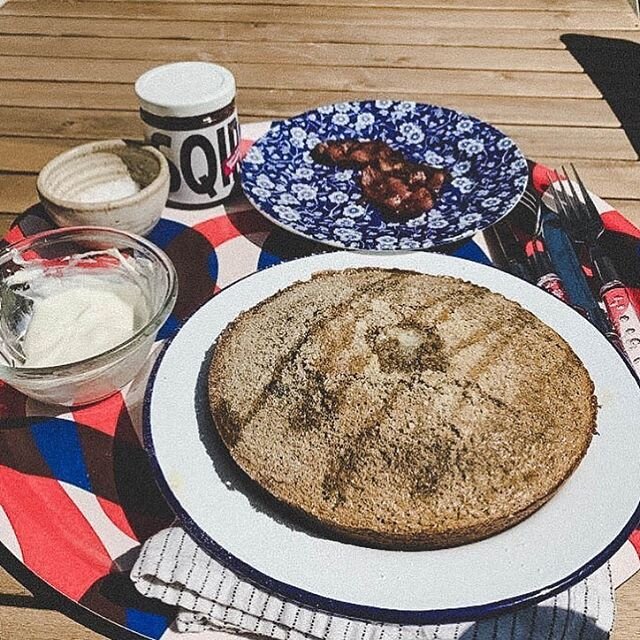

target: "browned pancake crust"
[208,268,597,549]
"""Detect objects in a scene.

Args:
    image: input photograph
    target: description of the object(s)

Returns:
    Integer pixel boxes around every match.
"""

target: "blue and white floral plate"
[240,100,528,251]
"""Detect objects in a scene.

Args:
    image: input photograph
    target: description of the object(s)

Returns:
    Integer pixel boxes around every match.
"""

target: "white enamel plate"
[144,251,640,624]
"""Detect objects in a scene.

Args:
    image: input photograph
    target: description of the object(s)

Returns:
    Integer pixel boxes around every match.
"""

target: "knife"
[526,244,573,306]
[538,201,613,336]
[485,221,532,283]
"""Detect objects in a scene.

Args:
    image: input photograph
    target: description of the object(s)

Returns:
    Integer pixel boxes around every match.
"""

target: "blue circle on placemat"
[241,100,528,251]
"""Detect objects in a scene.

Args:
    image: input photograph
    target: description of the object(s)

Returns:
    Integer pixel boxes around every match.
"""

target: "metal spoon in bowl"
[0,284,31,366]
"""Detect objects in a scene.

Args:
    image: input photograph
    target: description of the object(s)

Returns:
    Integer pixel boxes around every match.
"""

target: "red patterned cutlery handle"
[536,272,572,304]
[601,282,640,377]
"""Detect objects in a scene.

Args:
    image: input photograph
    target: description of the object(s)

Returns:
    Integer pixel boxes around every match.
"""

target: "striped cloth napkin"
[130,527,614,639]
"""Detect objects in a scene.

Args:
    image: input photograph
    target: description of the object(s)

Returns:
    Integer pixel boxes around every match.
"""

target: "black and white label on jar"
[145,111,240,209]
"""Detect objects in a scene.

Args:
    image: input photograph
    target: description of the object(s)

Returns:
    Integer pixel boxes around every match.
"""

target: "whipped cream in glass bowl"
[0,226,177,406]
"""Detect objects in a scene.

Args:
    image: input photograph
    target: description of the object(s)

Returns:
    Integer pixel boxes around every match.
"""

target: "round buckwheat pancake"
[207,268,597,549]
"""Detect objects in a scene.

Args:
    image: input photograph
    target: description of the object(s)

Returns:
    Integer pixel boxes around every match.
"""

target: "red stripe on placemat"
[629,289,640,314]
[601,211,640,241]
[193,215,245,247]
[72,392,126,437]
[3,225,25,246]
[531,162,556,194]
[0,465,112,600]
[97,496,137,541]
[193,208,279,248]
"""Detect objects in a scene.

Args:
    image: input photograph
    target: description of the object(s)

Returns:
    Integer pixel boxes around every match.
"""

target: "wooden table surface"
[0,0,639,637]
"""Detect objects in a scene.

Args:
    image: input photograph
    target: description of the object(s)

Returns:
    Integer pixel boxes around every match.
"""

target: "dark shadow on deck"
[562,34,640,157]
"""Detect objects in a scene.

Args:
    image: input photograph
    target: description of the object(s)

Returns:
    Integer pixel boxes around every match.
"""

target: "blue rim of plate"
[240,100,529,252]
[142,267,640,626]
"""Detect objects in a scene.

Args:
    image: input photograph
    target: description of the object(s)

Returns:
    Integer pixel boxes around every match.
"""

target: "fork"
[549,166,608,246]
[549,165,640,377]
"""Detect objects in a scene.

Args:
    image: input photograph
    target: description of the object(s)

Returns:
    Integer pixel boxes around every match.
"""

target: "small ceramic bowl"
[0,226,178,406]
[36,139,170,236]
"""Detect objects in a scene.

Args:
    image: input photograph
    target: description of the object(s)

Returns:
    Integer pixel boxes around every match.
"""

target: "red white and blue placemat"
[0,121,639,640]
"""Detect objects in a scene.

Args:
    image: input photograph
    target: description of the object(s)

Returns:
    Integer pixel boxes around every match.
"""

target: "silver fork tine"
[548,173,563,214]
[570,163,602,228]
[548,170,574,230]
[561,165,583,216]
[557,168,581,230]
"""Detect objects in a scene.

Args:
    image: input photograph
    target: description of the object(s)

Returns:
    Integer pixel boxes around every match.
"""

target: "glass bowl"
[0,226,178,406]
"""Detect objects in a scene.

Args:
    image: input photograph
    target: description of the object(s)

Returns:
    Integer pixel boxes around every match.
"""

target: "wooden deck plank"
[0,97,623,131]
[0,107,144,139]
[0,101,621,146]
[0,605,105,639]
[0,137,77,173]
[0,213,17,235]
[10,0,632,10]
[0,57,604,99]
[3,2,638,30]
[0,174,38,214]
[0,567,30,597]
[1,16,639,49]
[0,81,140,111]
[499,124,636,160]
[0,84,621,126]
[0,36,586,73]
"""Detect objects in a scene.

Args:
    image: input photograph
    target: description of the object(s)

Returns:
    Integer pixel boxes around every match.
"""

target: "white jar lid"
[135,61,236,118]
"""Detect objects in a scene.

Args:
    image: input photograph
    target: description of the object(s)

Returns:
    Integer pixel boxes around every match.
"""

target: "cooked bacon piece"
[312,140,402,169]
[312,139,447,219]
[361,166,413,214]
[404,165,430,188]
[403,187,434,215]
[361,168,435,217]
[359,166,386,199]
[346,141,404,170]
[427,170,447,192]
[376,147,407,174]
[311,141,359,167]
